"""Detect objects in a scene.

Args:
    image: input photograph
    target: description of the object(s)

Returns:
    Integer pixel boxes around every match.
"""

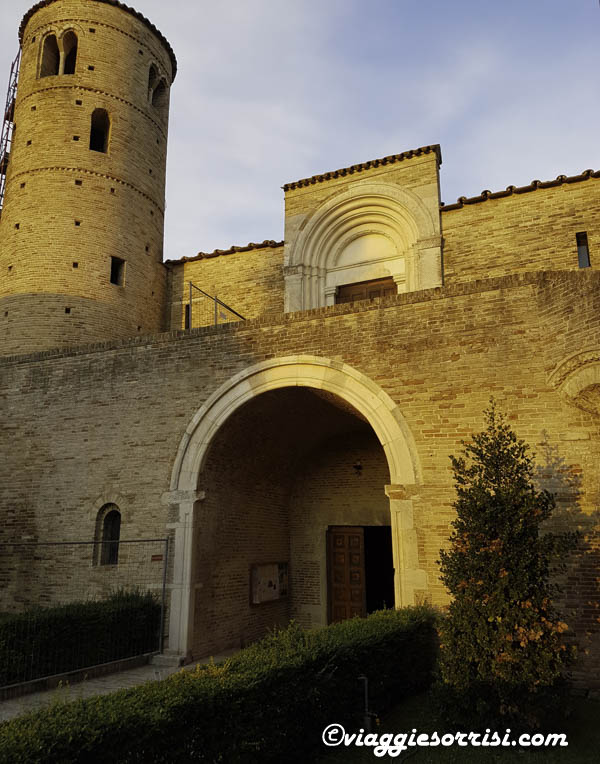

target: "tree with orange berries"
[436,402,577,729]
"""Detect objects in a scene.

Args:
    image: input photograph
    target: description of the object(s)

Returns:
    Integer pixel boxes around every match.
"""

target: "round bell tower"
[0,0,176,355]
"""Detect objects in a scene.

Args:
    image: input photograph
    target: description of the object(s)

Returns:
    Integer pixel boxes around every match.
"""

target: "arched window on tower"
[95,504,121,565]
[152,79,168,113]
[40,34,60,77]
[89,109,110,153]
[62,31,78,75]
[148,64,158,101]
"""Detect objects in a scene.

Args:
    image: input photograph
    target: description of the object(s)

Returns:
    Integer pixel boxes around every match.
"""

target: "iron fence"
[0,538,168,690]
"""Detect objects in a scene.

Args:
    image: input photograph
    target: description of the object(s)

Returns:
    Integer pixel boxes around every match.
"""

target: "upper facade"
[0,1,598,357]
[166,152,599,332]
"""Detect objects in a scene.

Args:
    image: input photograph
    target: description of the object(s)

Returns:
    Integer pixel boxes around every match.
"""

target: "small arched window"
[40,34,60,77]
[97,505,121,565]
[90,108,110,153]
[62,31,78,75]
[152,79,168,112]
[148,64,158,100]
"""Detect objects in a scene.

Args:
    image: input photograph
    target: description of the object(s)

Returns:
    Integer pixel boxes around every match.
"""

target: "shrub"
[0,590,161,686]
[435,401,577,730]
[0,606,437,763]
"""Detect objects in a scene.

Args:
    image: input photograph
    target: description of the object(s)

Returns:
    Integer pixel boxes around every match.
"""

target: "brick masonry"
[0,0,598,692]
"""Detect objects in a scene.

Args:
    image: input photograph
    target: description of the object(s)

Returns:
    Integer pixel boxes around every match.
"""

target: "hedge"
[0,590,161,686]
[0,605,438,763]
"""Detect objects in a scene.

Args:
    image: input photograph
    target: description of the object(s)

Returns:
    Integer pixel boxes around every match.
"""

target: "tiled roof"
[441,168,600,211]
[282,144,442,191]
[165,239,283,266]
[19,0,177,79]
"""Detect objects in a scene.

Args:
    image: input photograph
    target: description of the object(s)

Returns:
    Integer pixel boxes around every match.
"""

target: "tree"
[436,401,577,730]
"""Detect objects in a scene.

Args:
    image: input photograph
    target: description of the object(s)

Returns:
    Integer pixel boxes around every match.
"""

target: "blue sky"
[1,0,599,260]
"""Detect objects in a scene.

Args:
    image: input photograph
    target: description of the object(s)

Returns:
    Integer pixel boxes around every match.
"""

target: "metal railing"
[0,538,169,690]
[0,49,21,213]
[185,282,245,329]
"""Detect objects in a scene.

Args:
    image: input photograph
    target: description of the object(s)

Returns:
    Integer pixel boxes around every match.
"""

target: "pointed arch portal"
[165,355,426,657]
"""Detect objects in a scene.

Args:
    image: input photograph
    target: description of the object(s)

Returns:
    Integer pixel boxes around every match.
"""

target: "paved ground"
[0,650,238,722]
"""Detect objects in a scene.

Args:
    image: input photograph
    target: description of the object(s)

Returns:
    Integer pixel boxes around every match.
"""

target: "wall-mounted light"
[353,460,363,476]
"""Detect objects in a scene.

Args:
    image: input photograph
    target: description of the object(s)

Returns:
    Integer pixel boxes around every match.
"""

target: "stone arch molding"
[549,348,600,416]
[165,356,424,656]
[283,182,442,311]
[171,354,422,491]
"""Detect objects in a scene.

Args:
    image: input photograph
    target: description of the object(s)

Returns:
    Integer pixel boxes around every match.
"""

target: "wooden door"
[336,277,397,304]
[327,526,366,622]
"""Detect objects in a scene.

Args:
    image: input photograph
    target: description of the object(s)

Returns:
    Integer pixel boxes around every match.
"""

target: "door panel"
[336,277,397,304]
[327,526,366,622]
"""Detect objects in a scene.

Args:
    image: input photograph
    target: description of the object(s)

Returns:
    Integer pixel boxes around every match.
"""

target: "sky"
[1,0,599,261]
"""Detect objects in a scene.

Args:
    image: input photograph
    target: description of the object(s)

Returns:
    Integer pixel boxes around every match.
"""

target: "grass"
[320,691,599,762]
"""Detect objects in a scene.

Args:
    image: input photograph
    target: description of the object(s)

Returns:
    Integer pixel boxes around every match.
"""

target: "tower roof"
[19,0,177,80]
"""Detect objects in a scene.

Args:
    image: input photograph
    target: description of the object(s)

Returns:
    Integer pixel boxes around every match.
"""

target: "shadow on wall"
[534,434,600,690]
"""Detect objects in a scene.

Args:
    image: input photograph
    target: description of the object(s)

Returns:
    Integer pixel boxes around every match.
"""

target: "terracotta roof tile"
[282,144,442,191]
[165,239,283,266]
[19,0,177,79]
[441,169,600,211]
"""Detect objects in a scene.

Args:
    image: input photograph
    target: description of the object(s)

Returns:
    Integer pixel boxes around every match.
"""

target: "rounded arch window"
[62,31,78,75]
[40,34,59,77]
[148,64,159,100]
[152,79,168,112]
[95,504,121,565]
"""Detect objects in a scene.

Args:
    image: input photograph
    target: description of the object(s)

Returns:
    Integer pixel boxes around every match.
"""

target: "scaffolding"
[0,49,21,214]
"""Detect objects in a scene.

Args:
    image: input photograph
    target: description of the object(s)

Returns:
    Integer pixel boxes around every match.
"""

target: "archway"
[165,356,424,658]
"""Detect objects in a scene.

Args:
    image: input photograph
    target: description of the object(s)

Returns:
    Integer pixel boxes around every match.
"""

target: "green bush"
[0,606,437,763]
[0,590,161,686]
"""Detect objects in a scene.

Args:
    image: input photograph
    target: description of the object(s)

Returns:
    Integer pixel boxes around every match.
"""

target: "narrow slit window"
[40,34,59,77]
[90,108,110,153]
[62,31,78,75]
[110,256,125,285]
[184,303,191,329]
[576,232,591,269]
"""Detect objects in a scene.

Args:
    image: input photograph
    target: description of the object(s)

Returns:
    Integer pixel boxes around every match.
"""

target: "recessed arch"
[550,350,600,416]
[39,33,59,77]
[167,355,424,657]
[283,182,442,310]
[171,354,422,492]
[61,30,78,75]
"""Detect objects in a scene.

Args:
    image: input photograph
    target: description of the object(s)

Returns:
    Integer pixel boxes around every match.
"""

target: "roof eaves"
[282,144,442,192]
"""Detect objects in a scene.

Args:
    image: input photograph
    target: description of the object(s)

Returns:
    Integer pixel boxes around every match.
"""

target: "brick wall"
[0,0,174,355]
[1,270,598,685]
[166,243,284,330]
[441,178,600,283]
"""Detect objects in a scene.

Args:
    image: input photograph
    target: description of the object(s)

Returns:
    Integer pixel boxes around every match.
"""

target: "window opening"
[148,64,158,100]
[62,31,78,74]
[110,256,125,285]
[40,35,59,77]
[152,79,168,111]
[100,508,121,565]
[576,232,591,269]
[89,109,110,153]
